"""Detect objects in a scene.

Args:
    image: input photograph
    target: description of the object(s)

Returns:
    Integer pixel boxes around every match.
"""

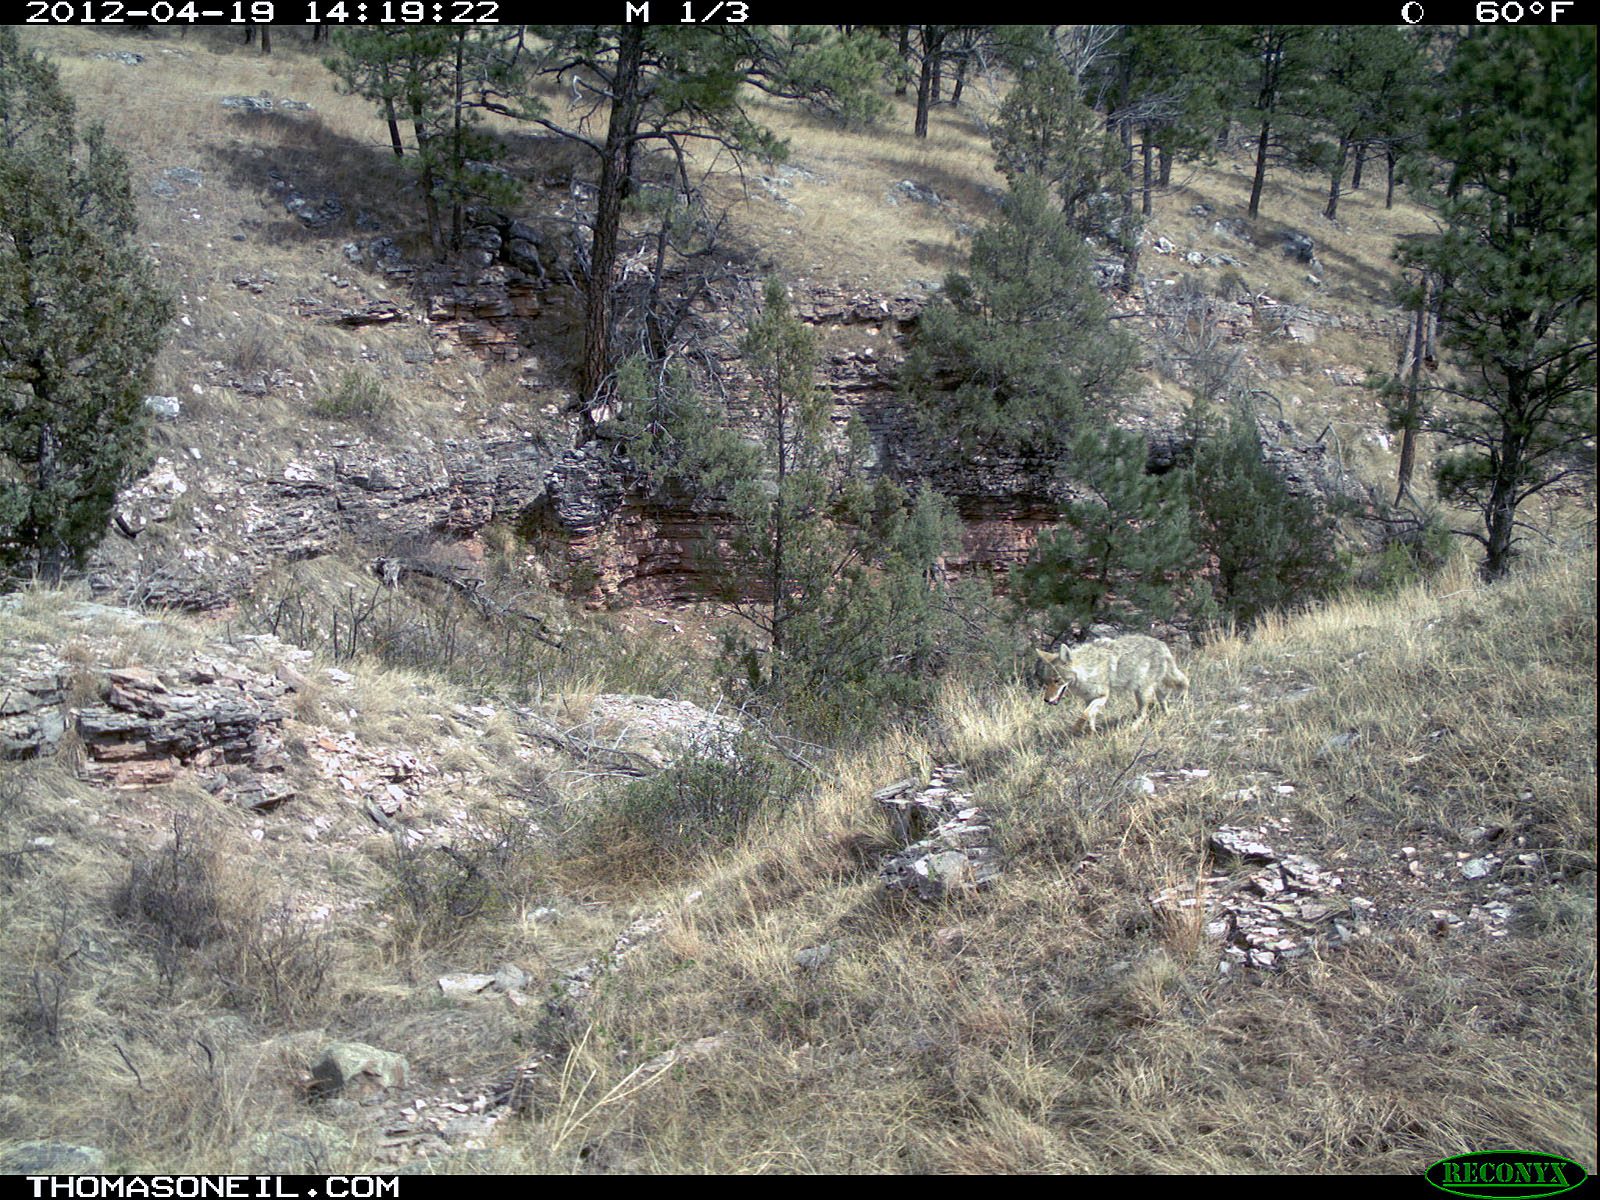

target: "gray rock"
[493,962,529,992]
[438,973,497,999]
[890,179,942,207]
[248,1121,347,1173]
[309,1041,410,1098]
[1281,231,1317,264]
[1212,217,1254,244]
[794,944,833,970]
[144,395,182,420]
[0,1142,108,1173]
[221,94,275,114]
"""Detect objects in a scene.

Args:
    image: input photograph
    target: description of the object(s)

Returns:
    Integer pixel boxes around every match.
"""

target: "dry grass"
[486,546,1595,1173]
[0,540,1591,1175]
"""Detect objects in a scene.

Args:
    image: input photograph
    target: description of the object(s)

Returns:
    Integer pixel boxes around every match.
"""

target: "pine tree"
[628,281,960,734]
[529,27,874,416]
[325,27,527,257]
[1013,425,1198,635]
[1190,409,1343,627]
[901,176,1134,460]
[990,40,1115,233]
[1232,25,1323,221]
[732,278,831,674]
[1304,26,1425,221]
[0,29,171,583]
[1396,27,1596,579]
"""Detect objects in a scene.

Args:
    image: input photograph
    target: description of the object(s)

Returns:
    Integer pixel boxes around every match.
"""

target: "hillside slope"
[16,25,1445,613]
[0,548,1592,1173]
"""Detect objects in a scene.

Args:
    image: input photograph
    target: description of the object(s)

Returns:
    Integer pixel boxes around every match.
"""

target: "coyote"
[1035,634,1189,734]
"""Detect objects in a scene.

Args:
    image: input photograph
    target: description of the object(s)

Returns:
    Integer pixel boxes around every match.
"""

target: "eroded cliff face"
[513,282,1363,604]
[87,273,1365,611]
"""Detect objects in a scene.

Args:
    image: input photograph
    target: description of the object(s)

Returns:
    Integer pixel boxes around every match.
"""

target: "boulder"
[309,1042,410,1098]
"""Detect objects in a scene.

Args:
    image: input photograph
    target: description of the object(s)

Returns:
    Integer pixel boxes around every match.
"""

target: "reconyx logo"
[1426,1152,1589,1199]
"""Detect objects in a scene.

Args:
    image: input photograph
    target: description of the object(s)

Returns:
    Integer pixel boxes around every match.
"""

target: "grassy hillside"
[1,546,1592,1173]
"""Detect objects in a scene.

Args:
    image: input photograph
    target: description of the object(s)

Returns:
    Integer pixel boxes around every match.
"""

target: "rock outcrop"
[0,606,297,795]
[87,245,1371,610]
[89,434,560,611]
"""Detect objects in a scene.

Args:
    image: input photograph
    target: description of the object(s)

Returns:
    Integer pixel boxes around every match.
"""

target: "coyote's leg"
[1076,695,1107,733]
[1129,687,1152,728]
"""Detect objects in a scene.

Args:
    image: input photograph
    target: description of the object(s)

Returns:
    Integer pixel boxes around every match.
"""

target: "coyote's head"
[1035,644,1075,705]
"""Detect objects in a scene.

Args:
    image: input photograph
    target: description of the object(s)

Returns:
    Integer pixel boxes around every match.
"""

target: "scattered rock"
[1155,823,1372,972]
[889,179,942,208]
[550,912,665,1014]
[1212,217,1254,244]
[144,394,181,420]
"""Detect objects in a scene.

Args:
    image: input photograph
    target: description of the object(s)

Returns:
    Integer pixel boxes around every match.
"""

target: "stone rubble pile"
[304,727,430,830]
[1152,822,1374,972]
[550,911,667,1015]
[874,766,1002,901]
[571,694,745,767]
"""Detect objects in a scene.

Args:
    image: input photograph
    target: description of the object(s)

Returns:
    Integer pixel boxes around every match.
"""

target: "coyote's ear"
[1036,647,1061,665]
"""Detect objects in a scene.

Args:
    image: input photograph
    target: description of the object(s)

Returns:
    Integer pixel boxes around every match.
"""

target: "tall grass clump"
[310,369,390,423]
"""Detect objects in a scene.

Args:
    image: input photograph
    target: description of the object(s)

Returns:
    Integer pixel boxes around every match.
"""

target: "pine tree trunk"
[383,95,404,158]
[1394,296,1428,503]
[1248,118,1271,219]
[1119,121,1138,292]
[1324,137,1348,220]
[581,25,646,415]
[914,26,944,138]
[411,106,443,259]
[449,32,465,252]
[1482,410,1526,580]
[1141,131,1153,217]
[34,422,65,585]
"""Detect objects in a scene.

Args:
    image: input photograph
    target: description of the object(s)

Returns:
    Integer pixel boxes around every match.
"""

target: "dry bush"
[384,815,547,947]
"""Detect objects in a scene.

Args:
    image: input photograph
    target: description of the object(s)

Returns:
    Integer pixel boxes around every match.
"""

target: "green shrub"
[311,370,390,422]
[1362,509,1455,593]
[1191,408,1345,627]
